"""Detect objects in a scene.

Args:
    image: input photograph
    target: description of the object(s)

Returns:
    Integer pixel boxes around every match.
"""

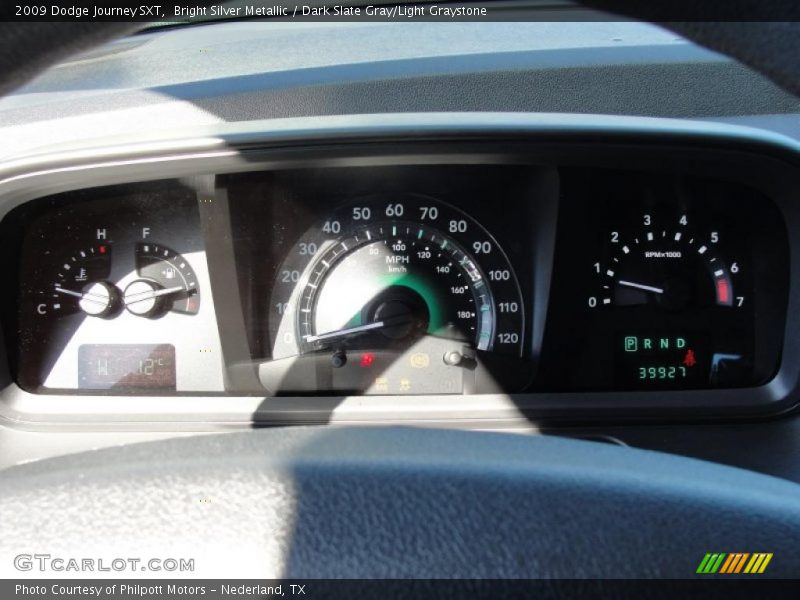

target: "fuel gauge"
[125,243,200,318]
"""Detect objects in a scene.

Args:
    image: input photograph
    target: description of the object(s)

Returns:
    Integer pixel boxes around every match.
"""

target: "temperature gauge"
[46,243,118,319]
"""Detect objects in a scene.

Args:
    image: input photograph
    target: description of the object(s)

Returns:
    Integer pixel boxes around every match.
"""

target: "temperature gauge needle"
[617,280,664,295]
[54,286,109,306]
[304,320,387,343]
[123,285,188,306]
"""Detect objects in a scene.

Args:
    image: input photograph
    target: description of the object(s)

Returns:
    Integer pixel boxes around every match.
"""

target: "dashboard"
[5,15,800,584]
[1,118,798,426]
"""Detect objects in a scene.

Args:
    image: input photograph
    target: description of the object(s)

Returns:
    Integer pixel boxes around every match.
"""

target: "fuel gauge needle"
[617,280,664,295]
[304,321,386,343]
[123,285,187,306]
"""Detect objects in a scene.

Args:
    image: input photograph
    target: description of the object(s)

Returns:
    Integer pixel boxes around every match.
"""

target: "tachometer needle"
[617,280,664,294]
[124,285,187,306]
[54,286,109,305]
[304,320,386,343]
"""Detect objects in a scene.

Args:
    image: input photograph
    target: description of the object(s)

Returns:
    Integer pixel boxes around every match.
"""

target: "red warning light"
[716,278,730,304]
[98,245,107,254]
[683,349,697,368]
[359,353,375,368]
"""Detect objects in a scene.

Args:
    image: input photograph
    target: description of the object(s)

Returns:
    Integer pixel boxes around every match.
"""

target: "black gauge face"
[589,211,750,388]
[133,242,201,316]
[298,223,495,354]
[268,195,525,394]
[14,189,207,393]
[536,170,790,394]
[594,218,742,311]
[42,243,115,318]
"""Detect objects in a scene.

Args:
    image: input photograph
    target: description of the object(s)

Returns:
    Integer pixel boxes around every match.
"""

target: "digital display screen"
[615,333,712,389]
[79,344,176,390]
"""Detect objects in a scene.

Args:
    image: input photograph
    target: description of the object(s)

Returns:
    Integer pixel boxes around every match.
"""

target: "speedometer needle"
[304,320,386,343]
[617,280,664,294]
[124,285,187,306]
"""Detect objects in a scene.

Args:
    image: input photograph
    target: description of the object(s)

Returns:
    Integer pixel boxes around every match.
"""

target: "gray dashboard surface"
[0,20,799,160]
[1,19,800,484]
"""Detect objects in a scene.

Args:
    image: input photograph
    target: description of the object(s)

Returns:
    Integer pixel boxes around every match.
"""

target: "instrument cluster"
[224,166,539,395]
[0,160,791,401]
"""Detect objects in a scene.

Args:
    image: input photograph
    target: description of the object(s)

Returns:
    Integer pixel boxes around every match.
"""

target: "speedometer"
[297,223,495,352]
[267,195,525,394]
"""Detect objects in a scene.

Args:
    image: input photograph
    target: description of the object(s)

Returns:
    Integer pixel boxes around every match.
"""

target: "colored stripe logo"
[696,553,773,574]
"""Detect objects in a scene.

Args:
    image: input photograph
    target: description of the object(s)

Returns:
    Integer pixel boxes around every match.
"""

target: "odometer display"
[267,195,525,394]
[614,332,712,389]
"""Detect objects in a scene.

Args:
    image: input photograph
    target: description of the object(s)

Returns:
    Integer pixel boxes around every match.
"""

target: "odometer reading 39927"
[268,195,525,394]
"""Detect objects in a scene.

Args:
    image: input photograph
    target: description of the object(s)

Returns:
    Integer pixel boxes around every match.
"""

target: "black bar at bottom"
[4,579,800,600]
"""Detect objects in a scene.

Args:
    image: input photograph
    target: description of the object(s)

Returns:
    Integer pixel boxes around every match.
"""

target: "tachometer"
[589,209,751,388]
[268,195,525,394]
[593,218,743,311]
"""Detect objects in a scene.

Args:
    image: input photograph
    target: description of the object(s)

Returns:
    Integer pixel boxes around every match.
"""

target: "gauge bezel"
[0,114,799,427]
[6,182,219,395]
[262,191,530,395]
[576,198,767,391]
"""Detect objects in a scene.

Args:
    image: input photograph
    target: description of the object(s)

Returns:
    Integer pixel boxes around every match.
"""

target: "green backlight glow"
[379,272,445,333]
[338,273,447,333]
